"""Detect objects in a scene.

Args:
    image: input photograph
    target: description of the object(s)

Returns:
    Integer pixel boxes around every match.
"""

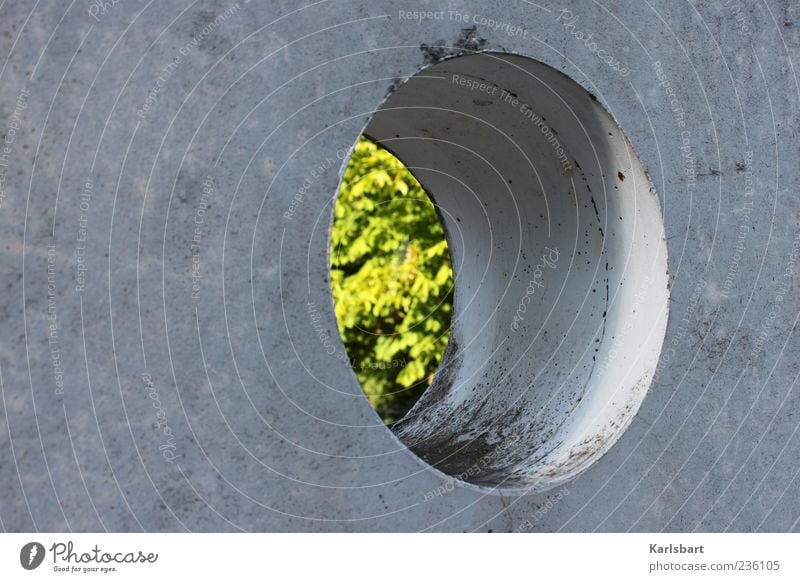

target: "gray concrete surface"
[0,0,798,532]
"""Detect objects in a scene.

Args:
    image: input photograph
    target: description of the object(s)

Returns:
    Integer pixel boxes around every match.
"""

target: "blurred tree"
[331,137,453,424]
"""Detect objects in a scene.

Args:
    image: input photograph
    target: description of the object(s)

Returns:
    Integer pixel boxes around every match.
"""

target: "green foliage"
[331,137,453,424]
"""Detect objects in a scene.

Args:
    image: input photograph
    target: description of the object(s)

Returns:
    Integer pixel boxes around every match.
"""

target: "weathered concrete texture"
[0,0,798,532]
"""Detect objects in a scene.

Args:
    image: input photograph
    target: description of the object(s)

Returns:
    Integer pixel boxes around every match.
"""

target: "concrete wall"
[0,0,798,532]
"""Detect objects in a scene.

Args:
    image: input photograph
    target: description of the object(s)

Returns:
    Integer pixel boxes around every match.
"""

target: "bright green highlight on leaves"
[331,137,454,425]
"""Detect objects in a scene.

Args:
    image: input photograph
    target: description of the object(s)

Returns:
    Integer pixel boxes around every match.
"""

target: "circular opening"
[346,52,670,491]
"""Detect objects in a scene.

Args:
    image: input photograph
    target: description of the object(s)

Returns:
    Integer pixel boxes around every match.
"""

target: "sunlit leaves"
[331,138,453,424]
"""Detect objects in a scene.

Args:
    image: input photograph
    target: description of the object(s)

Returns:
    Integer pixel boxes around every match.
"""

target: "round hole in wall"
[353,52,670,491]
